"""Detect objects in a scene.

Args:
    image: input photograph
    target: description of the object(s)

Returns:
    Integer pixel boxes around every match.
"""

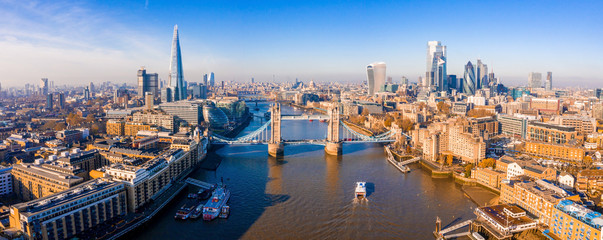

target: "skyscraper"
[528,72,542,88]
[58,93,65,109]
[366,62,386,96]
[84,87,90,101]
[476,59,488,89]
[203,74,208,86]
[209,72,215,87]
[40,78,49,96]
[462,61,476,95]
[426,41,447,91]
[46,93,53,109]
[545,72,552,91]
[137,67,159,98]
[89,82,95,94]
[168,25,186,101]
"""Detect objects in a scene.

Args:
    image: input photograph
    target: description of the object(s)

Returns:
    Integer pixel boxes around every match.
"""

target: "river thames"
[128,103,477,239]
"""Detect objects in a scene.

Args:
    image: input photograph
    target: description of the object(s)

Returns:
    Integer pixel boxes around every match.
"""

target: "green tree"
[66,113,83,126]
[54,122,67,131]
[42,121,56,130]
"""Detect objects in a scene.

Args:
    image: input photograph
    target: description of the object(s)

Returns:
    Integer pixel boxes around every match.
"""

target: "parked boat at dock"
[175,199,199,220]
[385,146,410,173]
[203,185,230,221]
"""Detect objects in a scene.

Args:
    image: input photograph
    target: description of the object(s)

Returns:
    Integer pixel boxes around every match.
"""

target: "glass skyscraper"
[426,41,447,91]
[463,61,476,95]
[366,62,386,96]
[168,25,186,101]
[476,59,488,89]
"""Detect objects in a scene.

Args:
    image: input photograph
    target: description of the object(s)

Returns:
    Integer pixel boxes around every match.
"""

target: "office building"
[46,93,53,109]
[40,78,49,95]
[58,92,65,109]
[0,166,12,195]
[527,121,577,144]
[476,59,488,89]
[545,72,552,91]
[159,101,204,126]
[530,98,560,115]
[524,141,585,162]
[498,114,536,139]
[9,178,127,240]
[145,92,154,110]
[528,72,542,88]
[426,41,447,91]
[132,110,177,132]
[366,62,386,96]
[106,119,126,136]
[209,72,215,87]
[11,163,84,201]
[89,82,95,94]
[161,87,172,103]
[168,25,186,101]
[447,75,457,91]
[462,61,476,95]
[137,67,159,98]
[124,122,151,136]
[84,87,90,101]
[551,200,603,240]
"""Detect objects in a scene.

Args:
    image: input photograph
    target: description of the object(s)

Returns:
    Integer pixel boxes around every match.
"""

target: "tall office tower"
[58,93,65,109]
[426,41,447,91]
[462,61,476,95]
[145,93,154,110]
[545,72,553,91]
[137,67,159,97]
[387,76,393,84]
[447,75,457,91]
[476,59,488,89]
[40,78,49,95]
[161,87,172,103]
[168,25,186,101]
[528,72,542,88]
[46,93,53,109]
[209,72,215,87]
[84,87,90,101]
[366,62,386,96]
[89,82,95,94]
[488,72,496,85]
[203,74,208,86]
[401,76,408,85]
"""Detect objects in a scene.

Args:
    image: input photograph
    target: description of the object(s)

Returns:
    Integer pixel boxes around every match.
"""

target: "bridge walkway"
[185,178,214,190]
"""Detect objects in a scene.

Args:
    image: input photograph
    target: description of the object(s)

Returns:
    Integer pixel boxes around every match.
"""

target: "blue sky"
[0,0,602,87]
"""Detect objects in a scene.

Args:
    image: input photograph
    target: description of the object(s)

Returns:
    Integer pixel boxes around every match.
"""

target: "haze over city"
[1,0,602,87]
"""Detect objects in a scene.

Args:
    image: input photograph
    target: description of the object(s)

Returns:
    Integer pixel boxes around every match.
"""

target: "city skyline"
[0,0,602,87]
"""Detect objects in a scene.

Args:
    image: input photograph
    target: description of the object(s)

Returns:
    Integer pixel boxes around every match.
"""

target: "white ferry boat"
[203,185,230,221]
[355,182,366,199]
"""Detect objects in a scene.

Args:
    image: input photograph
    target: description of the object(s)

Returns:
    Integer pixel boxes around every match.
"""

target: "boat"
[198,188,212,200]
[175,199,198,220]
[190,202,204,219]
[309,119,314,122]
[319,119,326,123]
[355,182,366,199]
[187,193,198,199]
[203,185,230,221]
[219,205,230,218]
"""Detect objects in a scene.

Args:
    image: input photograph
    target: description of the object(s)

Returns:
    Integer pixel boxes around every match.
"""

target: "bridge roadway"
[211,139,395,145]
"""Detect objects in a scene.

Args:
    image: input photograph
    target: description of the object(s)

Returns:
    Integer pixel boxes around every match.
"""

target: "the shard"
[168,25,186,101]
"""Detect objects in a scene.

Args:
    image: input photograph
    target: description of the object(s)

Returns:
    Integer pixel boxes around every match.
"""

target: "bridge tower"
[325,105,342,155]
[268,103,284,157]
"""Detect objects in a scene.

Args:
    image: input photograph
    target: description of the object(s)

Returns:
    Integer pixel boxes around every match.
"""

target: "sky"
[0,0,602,88]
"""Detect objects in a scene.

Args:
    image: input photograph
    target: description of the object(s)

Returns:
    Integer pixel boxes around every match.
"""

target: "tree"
[478,158,496,168]
[584,156,593,166]
[361,108,370,116]
[66,113,83,126]
[436,102,451,114]
[384,115,394,127]
[464,164,474,178]
[401,118,415,132]
[467,109,495,118]
[86,114,96,123]
[42,121,56,130]
[54,122,67,131]
[446,154,453,166]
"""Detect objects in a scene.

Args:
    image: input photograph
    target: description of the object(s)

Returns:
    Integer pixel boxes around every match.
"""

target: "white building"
[558,172,575,190]
[426,41,447,90]
[0,166,12,195]
[367,62,386,96]
[506,162,525,179]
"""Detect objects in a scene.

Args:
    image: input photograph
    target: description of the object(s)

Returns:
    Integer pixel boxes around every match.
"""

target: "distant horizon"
[1,0,602,88]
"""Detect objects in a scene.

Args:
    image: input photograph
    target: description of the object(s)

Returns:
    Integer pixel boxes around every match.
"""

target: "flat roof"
[478,204,535,227]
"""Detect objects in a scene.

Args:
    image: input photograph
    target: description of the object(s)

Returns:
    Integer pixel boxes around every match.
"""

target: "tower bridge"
[211,104,408,156]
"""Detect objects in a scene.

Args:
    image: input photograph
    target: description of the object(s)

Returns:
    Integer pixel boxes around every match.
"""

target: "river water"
[129,103,477,240]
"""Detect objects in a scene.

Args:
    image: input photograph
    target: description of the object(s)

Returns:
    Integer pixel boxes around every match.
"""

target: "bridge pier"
[324,142,342,155]
[268,143,284,157]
